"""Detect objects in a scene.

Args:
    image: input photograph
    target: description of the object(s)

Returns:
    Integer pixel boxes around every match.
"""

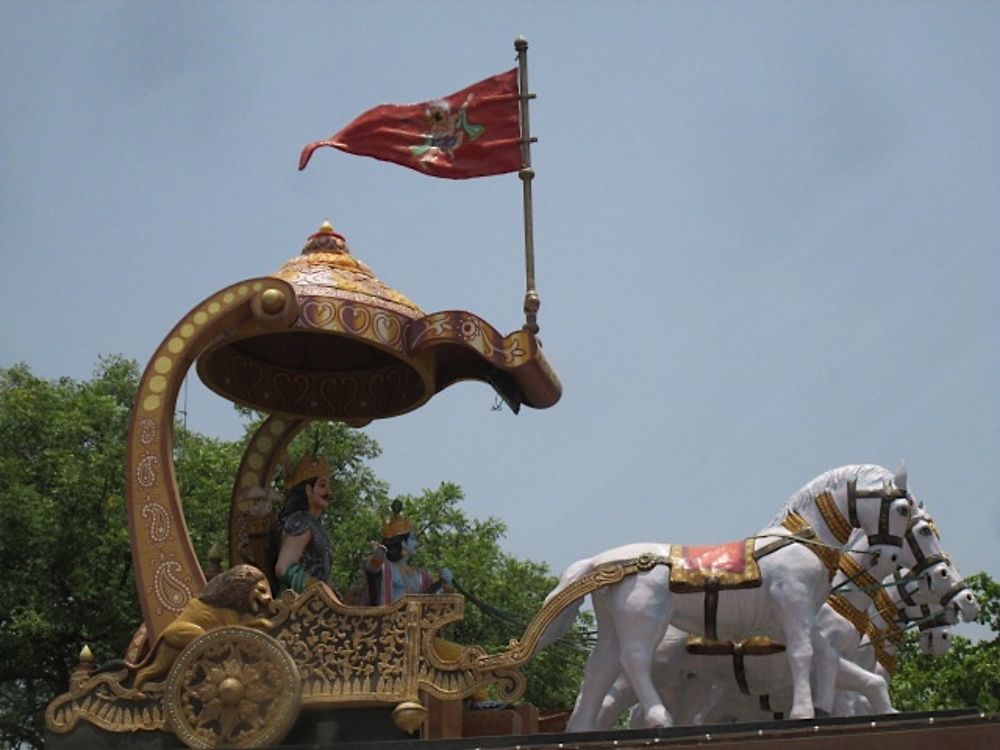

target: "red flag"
[299,68,523,179]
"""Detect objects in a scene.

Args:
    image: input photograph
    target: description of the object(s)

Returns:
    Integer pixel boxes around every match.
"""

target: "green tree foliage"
[1,358,140,748]
[0,362,588,748]
[890,572,1000,713]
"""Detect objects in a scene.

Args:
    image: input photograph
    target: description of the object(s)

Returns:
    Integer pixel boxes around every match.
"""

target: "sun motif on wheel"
[185,655,271,741]
[166,626,300,749]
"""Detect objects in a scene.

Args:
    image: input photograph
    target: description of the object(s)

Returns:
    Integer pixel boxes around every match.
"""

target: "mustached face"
[306,475,332,515]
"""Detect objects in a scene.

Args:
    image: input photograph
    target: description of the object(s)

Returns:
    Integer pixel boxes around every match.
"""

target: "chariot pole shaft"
[515,36,540,334]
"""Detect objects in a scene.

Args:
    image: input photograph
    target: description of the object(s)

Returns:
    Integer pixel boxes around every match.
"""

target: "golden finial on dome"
[303,220,347,255]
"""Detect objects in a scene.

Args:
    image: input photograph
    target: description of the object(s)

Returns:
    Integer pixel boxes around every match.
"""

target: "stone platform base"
[48,708,998,750]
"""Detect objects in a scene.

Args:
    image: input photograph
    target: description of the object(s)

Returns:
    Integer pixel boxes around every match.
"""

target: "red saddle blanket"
[668,539,762,593]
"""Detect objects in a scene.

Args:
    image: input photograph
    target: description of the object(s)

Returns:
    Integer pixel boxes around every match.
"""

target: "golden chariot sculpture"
[45,222,567,748]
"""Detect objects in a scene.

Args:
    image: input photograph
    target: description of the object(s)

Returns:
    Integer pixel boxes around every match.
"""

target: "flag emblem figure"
[299,68,522,178]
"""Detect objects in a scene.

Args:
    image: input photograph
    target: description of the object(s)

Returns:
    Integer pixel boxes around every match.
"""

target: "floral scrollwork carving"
[45,669,165,735]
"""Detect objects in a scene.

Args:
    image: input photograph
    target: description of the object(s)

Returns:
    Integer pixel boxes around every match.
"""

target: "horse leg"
[683,676,721,726]
[613,580,674,728]
[835,657,895,714]
[774,597,817,719]
[595,671,635,730]
[567,592,624,732]
[810,628,839,715]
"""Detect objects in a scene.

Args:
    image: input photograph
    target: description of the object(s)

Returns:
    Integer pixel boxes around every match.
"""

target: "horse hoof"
[645,707,673,728]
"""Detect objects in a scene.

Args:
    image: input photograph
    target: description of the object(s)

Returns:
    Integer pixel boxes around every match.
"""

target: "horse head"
[842,474,912,565]
[918,620,952,656]
[900,508,952,597]
[937,565,979,624]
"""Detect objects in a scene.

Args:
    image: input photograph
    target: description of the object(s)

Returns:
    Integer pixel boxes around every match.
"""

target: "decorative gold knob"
[218,677,245,707]
[260,288,285,314]
[392,701,427,734]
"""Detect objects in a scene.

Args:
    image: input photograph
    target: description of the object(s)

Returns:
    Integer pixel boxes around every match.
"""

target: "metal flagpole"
[515,36,540,334]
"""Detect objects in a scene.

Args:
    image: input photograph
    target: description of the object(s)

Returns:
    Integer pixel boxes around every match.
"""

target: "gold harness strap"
[827,594,899,674]
[777,512,841,577]
[871,589,904,641]
[669,540,762,641]
[837,553,883,597]
[693,520,822,644]
[683,514,839,644]
[687,517,834,644]
[827,594,871,638]
[815,490,853,545]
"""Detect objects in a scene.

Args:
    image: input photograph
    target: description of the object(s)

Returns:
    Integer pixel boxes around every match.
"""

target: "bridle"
[938,580,972,612]
[846,479,910,548]
[903,519,949,579]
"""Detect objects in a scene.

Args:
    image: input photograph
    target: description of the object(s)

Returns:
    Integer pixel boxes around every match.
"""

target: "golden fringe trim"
[782,512,840,575]
[816,490,852,545]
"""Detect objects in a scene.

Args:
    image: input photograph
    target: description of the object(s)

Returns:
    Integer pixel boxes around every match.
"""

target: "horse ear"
[894,462,908,492]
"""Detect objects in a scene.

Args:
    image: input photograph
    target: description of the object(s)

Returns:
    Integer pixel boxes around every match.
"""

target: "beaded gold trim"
[871,589,904,639]
[781,512,840,575]
[827,594,871,638]
[816,490,853,545]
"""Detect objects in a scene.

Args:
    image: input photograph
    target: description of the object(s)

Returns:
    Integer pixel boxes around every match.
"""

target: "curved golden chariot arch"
[127,224,562,642]
[44,223,577,744]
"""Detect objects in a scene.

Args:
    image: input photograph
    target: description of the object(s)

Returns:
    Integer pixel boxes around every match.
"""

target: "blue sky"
[2,2,997,640]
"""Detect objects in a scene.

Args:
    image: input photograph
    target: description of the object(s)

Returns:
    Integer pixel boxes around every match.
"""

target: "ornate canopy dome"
[195,222,560,423]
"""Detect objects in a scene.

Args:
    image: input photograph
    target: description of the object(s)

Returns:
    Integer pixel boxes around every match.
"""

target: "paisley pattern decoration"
[141,500,171,544]
[138,417,158,445]
[154,559,194,615]
[128,278,294,640]
[136,454,158,489]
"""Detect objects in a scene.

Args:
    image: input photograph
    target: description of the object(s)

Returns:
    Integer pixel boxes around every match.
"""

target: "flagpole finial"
[515,35,528,51]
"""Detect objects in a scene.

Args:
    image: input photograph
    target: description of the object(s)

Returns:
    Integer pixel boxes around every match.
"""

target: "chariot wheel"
[164,625,301,749]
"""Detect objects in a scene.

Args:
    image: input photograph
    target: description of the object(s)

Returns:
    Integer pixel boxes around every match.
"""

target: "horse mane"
[767,464,894,528]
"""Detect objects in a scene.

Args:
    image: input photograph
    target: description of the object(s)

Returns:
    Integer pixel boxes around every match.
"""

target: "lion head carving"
[199,564,272,614]
[132,564,274,692]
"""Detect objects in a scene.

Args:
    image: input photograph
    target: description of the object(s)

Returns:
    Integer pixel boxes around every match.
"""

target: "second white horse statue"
[539,464,914,730]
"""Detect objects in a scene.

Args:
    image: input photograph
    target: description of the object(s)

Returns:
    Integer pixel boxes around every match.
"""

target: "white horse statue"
[539,464,914,729]
[593,507,957,728]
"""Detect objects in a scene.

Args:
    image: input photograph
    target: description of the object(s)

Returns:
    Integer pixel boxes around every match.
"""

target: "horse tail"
[536,556,594,651]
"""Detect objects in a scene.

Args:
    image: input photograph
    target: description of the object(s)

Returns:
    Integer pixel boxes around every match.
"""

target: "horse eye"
[897,506,909,516]
[920,527,932,536]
